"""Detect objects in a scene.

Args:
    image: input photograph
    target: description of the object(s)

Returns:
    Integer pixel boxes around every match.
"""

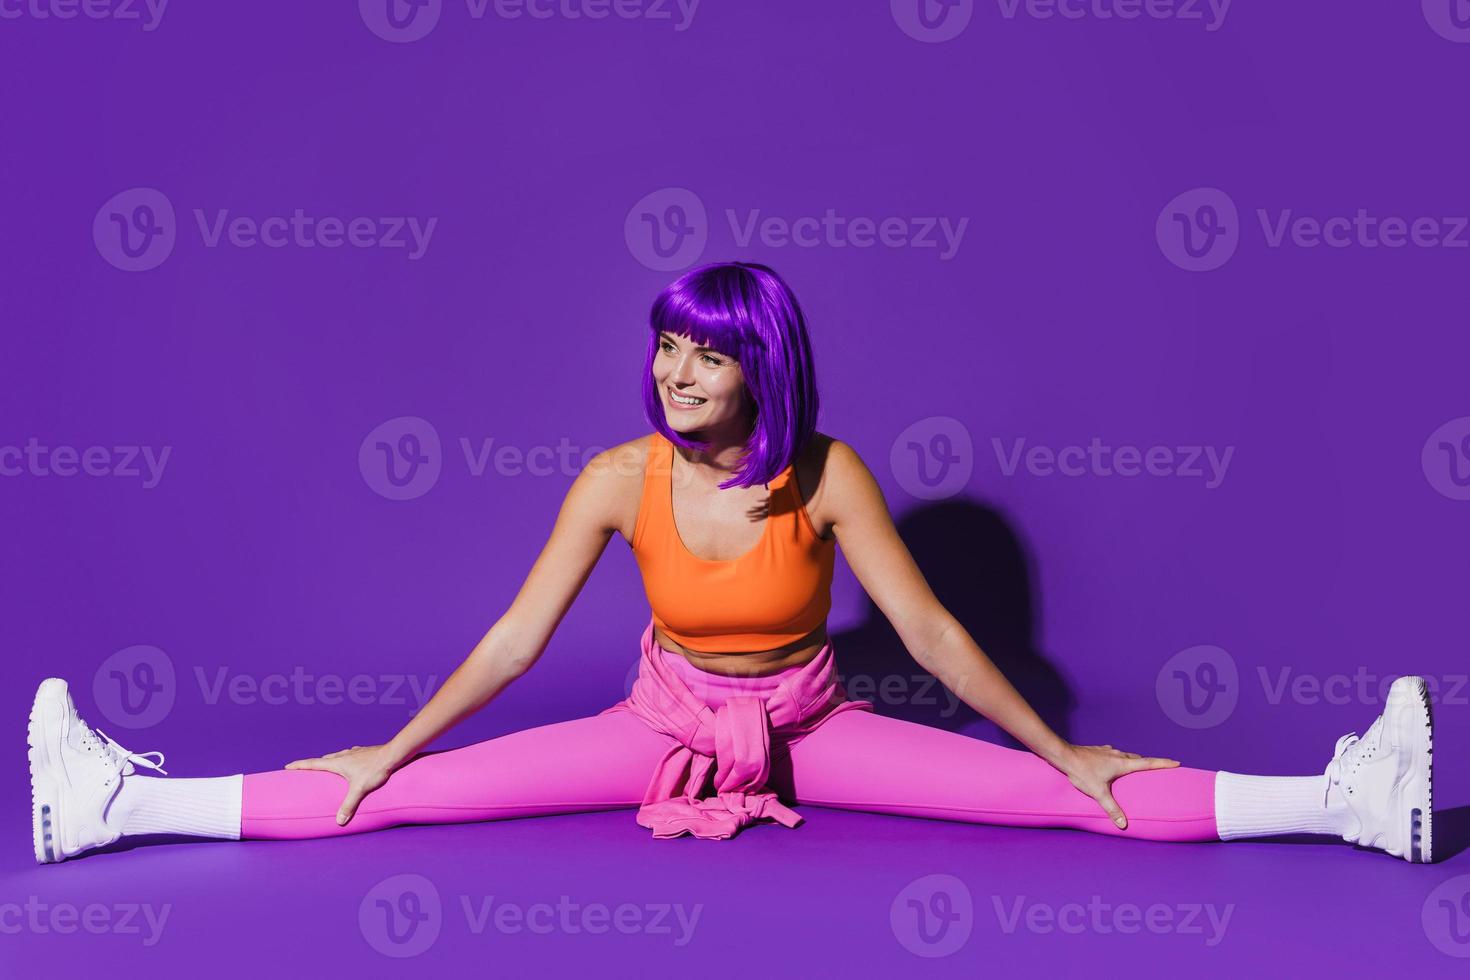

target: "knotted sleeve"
[633,697,802,840]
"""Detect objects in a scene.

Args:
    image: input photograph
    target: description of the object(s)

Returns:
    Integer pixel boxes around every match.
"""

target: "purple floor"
[5,704,1467,976]
[6,805,1469,975]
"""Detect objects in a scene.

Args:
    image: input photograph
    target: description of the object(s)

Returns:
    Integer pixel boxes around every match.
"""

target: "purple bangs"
[640,261,820,490]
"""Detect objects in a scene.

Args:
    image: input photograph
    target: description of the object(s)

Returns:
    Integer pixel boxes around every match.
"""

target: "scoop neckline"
[663,432,789,565]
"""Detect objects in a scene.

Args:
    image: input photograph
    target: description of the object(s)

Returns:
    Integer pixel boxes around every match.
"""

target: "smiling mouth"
[668,388,707,406]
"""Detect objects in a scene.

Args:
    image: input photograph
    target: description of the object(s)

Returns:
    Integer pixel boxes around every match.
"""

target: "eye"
[701,353,722,366]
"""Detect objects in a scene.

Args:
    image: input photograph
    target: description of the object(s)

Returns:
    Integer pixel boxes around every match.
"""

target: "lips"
[667,387,707,406]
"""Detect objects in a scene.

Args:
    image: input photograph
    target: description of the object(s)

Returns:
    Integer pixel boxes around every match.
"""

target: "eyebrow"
[658,332,721,355]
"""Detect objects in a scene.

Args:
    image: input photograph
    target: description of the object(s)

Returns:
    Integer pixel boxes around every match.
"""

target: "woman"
[28,261,1434,863]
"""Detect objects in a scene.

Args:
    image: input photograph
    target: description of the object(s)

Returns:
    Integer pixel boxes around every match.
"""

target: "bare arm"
[376,449,625,768]
[285,444,633,824]
[821,441,1072,764]
[823,440,1178,829]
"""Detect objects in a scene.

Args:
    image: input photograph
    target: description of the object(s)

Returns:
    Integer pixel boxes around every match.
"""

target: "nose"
[669,352,697,387]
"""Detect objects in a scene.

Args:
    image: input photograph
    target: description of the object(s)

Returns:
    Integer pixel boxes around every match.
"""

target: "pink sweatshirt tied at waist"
[600,618,874,840]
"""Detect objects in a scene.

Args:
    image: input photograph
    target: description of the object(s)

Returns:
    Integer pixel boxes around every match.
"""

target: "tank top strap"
[776,448,825,549]
[632,431,671,552]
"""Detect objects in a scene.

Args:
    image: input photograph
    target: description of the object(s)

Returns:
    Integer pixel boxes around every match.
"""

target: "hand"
[284,744,399,826]
[1054,743,1180,830]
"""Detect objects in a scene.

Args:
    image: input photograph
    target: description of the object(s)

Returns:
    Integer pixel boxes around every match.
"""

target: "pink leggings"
[240,647,1221,842]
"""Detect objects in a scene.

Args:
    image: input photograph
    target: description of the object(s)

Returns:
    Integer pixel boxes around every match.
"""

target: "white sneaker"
[27,677,168,864]
[1322,675,1434,863]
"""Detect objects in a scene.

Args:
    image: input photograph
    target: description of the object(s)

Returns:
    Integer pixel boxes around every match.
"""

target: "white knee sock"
[112,774,244,840]
[1213,771,1353,840]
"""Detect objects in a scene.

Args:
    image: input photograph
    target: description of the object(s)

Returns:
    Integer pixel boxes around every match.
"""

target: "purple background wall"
[3,1,1468,975]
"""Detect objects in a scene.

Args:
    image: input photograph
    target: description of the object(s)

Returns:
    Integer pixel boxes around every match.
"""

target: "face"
[653,331,748,434]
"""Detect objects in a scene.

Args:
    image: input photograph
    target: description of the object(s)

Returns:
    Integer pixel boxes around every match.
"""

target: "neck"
[672,420,752,479]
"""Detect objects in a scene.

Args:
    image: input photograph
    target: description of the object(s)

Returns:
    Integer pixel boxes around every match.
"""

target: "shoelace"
[80,725,168,778]
[1321,715,1385,806]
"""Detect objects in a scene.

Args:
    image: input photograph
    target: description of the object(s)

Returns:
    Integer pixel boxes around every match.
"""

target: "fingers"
[1113,754,1180,771]
[1094,758,1181,829]
[1106,747,1180,769]
[286,747,363,769]
[283,758,346,775]
[1097,790,1128,830]
[337,785,367,827]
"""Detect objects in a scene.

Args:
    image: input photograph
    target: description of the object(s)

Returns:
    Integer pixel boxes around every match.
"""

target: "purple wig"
[640,261,820,490]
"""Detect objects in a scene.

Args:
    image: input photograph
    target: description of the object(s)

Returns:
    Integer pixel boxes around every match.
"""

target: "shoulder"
[793,432,882,537]
[578,433,658,541]
[795,432,872,486]
[582,432,657,490]
[605,431,659,467]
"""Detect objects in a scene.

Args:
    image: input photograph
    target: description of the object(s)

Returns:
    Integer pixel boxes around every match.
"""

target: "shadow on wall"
[830,498,1077,745]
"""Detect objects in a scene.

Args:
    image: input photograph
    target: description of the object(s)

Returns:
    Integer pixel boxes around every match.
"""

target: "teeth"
[670,391,705,405]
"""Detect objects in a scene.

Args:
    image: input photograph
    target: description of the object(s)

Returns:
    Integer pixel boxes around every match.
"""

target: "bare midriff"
[652,621,829,678]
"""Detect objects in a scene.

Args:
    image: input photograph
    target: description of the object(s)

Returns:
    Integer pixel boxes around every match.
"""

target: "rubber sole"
[1374,675,1434,864]
[1403,676,1434,864]
[27,678,69,864]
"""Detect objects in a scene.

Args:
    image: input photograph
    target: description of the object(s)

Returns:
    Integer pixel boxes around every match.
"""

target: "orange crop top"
[630,430,835,653]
